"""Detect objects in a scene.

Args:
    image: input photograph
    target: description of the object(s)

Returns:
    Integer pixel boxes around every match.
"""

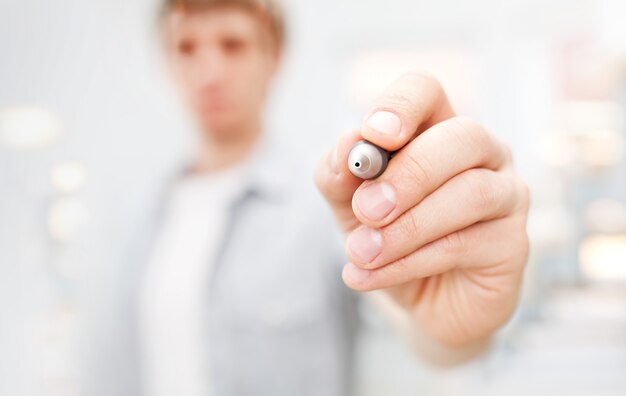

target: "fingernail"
[355,182,396,221]
[366,111,402,136]
[343,263,370,284]
[346,226,382,264]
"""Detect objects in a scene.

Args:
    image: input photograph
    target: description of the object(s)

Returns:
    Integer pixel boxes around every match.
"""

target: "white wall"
[1,0,624,394]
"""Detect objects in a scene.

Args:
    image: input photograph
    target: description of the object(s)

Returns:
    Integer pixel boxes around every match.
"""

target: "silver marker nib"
[348,140,390,180]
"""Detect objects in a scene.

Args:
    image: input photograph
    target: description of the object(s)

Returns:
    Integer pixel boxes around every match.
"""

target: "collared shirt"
[138,159,249,396]
[83,132,361,396]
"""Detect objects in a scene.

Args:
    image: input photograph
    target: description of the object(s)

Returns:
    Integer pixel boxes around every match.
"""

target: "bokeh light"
[0,106,64,150]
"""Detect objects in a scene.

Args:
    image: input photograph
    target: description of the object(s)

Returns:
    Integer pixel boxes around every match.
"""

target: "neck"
[192,118,263,174]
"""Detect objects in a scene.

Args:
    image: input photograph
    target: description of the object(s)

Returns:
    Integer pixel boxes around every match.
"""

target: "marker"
[348,140,394,180]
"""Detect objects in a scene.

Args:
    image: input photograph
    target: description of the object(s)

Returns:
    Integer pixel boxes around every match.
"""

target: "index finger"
[352,116,510,228]
[360,72,456,152]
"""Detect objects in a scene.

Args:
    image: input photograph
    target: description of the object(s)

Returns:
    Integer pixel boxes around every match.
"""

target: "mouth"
[198,100,230,114]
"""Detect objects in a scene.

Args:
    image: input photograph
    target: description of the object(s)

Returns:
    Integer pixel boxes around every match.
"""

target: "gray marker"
[348,140,393,180]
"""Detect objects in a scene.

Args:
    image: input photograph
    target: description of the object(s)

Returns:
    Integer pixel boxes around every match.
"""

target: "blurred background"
[1,0,625,395]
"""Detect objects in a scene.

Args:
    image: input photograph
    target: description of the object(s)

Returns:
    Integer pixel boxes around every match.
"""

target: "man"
[86,0,530,395]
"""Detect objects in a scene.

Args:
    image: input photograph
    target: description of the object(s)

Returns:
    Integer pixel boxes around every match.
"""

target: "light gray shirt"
[83,133,361,396]
[138,160,249,396]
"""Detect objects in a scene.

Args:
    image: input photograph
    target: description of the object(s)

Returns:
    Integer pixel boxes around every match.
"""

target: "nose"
[194,47,228,88]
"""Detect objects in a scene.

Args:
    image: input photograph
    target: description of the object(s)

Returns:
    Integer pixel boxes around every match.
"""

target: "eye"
[222,38,246,54]
[177,38,196,56]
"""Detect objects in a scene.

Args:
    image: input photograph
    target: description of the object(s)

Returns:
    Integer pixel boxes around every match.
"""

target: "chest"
[210,195,339,332]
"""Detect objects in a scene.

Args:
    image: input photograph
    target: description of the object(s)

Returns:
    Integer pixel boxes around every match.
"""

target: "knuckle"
[383,256,410,279]
[518,178,531,211]
[467,170,498,213]
[395,212,421,245]
[398,149,432,187]
[436,231,468,257]
[379,92,418,118]
[377,72,445,119]
[507,227,530,269]
[501,211,531,266]
[519,231,530,259]
[501,141,514,163]
[449,116,493,162]
[521,229,530,267]
[509,175,531,214]
[402,71,443,93]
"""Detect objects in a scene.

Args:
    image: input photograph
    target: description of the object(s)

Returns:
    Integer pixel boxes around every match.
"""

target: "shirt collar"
[162,131,294,208]
[230,131,295,204]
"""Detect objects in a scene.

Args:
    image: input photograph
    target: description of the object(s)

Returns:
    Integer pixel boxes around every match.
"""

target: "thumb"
[314,128,365,233]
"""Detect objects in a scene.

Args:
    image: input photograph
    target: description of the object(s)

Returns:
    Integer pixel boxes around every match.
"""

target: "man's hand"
[315,72,530,349]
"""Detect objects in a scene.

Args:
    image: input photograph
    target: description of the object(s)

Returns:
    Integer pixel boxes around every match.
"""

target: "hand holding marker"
[315,72,530,350]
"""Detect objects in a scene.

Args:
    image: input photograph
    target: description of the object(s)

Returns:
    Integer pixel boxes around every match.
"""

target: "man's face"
[162,6,279,137]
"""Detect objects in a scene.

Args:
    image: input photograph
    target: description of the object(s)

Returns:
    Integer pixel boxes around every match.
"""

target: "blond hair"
[159,0,285,48]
